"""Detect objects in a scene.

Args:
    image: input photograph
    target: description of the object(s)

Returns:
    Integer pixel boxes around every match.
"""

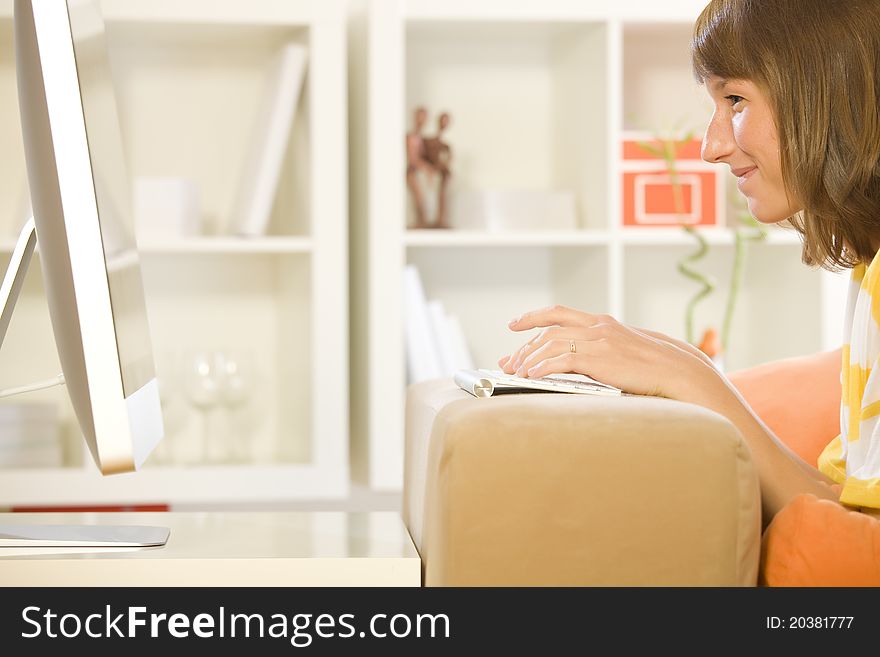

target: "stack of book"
[403,264,475,384]
[0,403,62,468]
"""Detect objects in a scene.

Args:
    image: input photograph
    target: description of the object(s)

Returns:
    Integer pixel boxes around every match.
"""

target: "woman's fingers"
[508,324,612,376]
[504,305,618,373]
[525,348,599,381]
[503,326,564,375]
[518,339,576,377]
[502,330,547,374]
[508,304,609,332]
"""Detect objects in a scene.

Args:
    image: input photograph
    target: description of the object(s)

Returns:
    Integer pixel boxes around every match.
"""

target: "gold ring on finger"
[570,340,577,354]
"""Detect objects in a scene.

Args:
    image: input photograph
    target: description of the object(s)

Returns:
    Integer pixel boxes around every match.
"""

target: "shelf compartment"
[622,22,711,134]
[0,16,314,241]
[105,20,312,239]
[0,252,317,476]
[405,20,610,230]
[140,255,313,469]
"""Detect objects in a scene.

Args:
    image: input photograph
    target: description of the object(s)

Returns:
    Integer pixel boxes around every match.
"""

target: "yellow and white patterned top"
[819,253,880,510]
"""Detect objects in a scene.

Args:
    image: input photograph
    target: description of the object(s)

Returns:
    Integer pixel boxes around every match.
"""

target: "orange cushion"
[760,494,880,586]
[727,350,841,466]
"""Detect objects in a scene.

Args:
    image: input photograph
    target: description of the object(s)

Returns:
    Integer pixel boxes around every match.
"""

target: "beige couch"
[404,380,761,586]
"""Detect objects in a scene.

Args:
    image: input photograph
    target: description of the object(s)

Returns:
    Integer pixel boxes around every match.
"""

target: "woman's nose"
[701,112,735,164]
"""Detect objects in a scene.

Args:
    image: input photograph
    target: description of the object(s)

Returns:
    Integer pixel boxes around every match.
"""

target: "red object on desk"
[10,504,170,512]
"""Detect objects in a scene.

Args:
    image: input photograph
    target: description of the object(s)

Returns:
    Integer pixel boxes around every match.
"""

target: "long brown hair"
[692,0,880,270]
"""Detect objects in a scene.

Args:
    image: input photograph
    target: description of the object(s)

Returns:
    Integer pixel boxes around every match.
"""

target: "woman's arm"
[726,348,841,467]
[675,366,840,527]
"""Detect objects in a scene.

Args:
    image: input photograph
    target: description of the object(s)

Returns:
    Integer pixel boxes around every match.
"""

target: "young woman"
[499,0,880,580]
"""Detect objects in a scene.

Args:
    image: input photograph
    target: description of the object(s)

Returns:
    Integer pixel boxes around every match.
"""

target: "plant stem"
[677,225,716,344]
[660,136,715,346]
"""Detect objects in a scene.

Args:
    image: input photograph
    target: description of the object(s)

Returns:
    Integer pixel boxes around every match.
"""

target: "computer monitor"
[0,0,168,547]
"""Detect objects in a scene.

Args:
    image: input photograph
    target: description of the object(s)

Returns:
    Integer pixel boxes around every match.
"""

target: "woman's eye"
[724,94,745,108]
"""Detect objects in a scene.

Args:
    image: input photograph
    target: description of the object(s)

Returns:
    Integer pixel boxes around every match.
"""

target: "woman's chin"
[746,199,794,225]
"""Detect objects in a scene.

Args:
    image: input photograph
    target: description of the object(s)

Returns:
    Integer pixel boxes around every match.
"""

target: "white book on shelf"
[427,299,456,376]
[403,265,443,384]
[445,313,475,372]
[228,43,308,237]
[426,301,475,375]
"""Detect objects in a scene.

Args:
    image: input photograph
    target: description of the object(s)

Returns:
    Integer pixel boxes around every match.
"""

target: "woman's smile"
[733,165,758,191]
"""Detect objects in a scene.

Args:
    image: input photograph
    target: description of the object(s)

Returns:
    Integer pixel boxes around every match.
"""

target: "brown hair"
[691,0,880,270]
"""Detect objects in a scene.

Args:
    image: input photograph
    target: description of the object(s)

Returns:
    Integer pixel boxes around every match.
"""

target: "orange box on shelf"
[621,132,725,228]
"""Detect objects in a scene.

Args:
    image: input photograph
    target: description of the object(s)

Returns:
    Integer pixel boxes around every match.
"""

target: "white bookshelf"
[0,0,349,506]
[349,0,849,491]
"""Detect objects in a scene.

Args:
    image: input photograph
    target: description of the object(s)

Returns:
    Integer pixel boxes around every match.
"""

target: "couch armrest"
[404,380,761,586]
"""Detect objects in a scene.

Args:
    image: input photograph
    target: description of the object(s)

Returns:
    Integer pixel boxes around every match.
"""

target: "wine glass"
[183,350,225,465]
[219,350,255,463]
[149,350,181,466]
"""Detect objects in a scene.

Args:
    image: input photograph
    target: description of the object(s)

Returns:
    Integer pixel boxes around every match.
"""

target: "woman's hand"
[498,304,718,399]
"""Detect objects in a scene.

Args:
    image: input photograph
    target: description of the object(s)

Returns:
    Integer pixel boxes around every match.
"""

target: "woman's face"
[701,76,800,223]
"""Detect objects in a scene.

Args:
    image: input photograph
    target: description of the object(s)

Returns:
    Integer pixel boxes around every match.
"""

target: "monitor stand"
[0,524,170,548]
[0,218,170,549]
[0,217,37,346]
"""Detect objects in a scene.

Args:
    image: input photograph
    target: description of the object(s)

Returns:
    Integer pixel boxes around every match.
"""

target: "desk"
[0,511,421,586]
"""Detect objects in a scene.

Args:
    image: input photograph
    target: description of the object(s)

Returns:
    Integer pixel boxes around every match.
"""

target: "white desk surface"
[0,511,421,586]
